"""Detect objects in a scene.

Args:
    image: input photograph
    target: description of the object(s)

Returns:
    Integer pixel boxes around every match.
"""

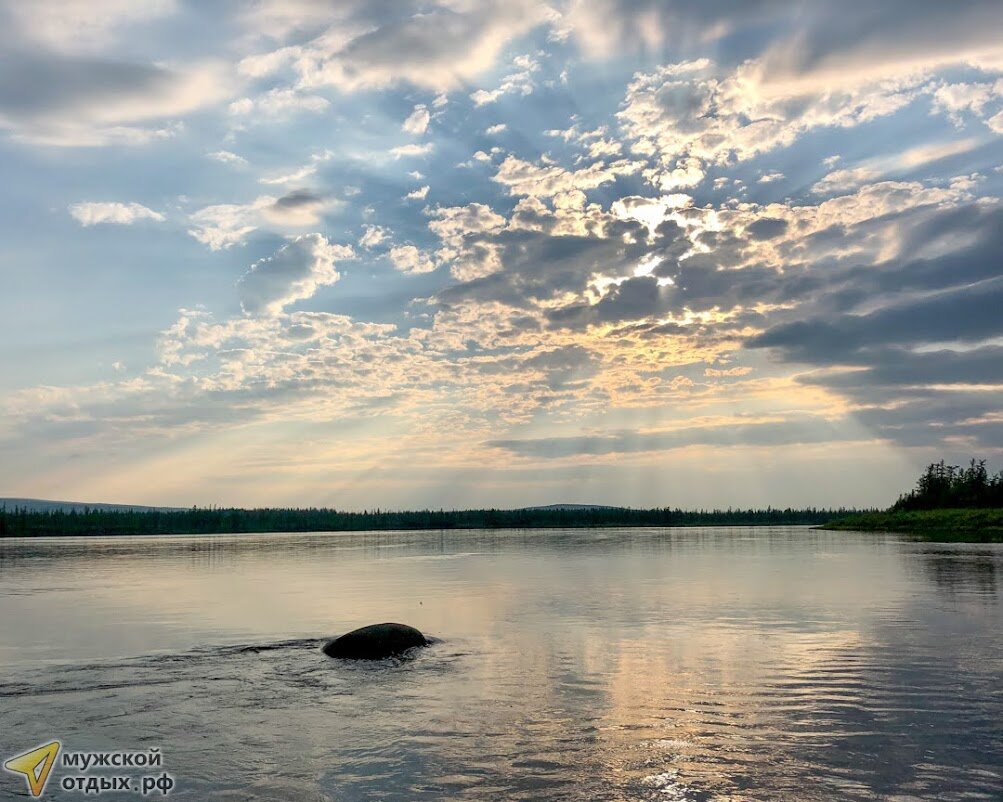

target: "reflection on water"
[0,527,1000,801]
[916,548,999,597]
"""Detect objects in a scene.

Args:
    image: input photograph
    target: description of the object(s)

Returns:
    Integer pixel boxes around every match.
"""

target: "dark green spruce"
[0,505,856,537]
[824,458,1003,542]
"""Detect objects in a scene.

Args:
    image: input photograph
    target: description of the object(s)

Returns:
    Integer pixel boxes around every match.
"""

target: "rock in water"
[322,623,428,660]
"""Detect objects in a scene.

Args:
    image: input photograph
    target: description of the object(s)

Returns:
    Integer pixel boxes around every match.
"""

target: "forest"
[892,459,1003,511]
[0,504,857,537]
[822,458,1003,541]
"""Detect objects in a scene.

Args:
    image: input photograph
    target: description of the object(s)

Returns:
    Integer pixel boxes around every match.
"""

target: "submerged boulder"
[322,623,428,660]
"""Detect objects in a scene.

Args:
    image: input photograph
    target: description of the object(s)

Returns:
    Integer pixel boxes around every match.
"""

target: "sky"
[1,0,1002,510]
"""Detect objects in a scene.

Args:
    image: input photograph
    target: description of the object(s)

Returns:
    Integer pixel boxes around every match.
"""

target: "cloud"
[751,1,1003,87]
[259,0,552,93]
[561,1,1003,80]
[9,0,1003,503]
[741,201,1003,449]
[429,203,507,242]
[898,138,982,168]
[558,1,774,58]
[932,81,999,123]
[617,58,923,190]
[493,155,640,197]
[402,104,430,134]
[359,225,388,248]
[237,233,354,316]
[188,191,336,249]
[262,190,332,226]
[69,201,165,226]
[749,276,1003,361]
[0,53,231,146]
[470,54,540,105]
[489,416,861,458]
[2,0,178,50]
[390,142,435,159]
[812,167,882,195]
[257,150,333,186]
[188,200,266,251]
[228,88,329,118]
[388,244,437,274]
[207,150,248,166]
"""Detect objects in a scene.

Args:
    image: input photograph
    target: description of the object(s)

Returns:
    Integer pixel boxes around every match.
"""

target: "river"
[1,527,1000,800]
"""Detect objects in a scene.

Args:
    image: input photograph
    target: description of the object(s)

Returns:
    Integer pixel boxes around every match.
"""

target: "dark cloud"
[522,345,600,390]
[745,218,788,240]
[743,204,1003,454]
[748,277,1003,361]
[802,347,1003,388]
[568,0,1003,74]
[272,190,325,210]
[436,221,650,308]
[0,52,170,118]
[758,0,1003,75]
[547,276,669,328]
[0,46,227,145]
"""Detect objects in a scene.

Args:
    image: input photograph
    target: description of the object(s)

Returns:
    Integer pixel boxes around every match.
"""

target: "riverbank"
[821,508,1003,542]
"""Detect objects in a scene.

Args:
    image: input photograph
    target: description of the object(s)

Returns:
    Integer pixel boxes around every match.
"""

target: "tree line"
[0,505,860,538]
[893,459,1003,511]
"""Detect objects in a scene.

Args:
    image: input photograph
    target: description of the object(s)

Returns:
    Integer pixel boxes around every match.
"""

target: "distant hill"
[0,498,181,513]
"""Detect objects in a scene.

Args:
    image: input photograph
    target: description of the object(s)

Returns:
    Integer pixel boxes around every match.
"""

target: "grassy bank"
[821,508,1003,542]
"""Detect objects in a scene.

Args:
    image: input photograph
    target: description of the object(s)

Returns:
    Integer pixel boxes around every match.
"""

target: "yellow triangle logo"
[4,741,60,797]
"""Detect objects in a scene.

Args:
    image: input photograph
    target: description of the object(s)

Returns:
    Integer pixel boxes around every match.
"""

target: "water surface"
[1,527,1000,800]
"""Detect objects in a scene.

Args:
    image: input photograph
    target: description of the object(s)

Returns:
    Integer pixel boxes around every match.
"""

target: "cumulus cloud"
[493,155,640,197]
[932,81,999,124]
[617,58,923,190]
[359,224,388,248]
[9,0,1003,500]
[402,104,430,134]
[389,244,437,274]
[812,167,882,195]
[187,200,266,250]
[69,201,165,226]
[237,233,354,316]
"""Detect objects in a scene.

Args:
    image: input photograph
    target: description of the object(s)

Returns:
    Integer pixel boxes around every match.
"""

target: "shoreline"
[0,520,833,539]
[820,508,1003,543]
